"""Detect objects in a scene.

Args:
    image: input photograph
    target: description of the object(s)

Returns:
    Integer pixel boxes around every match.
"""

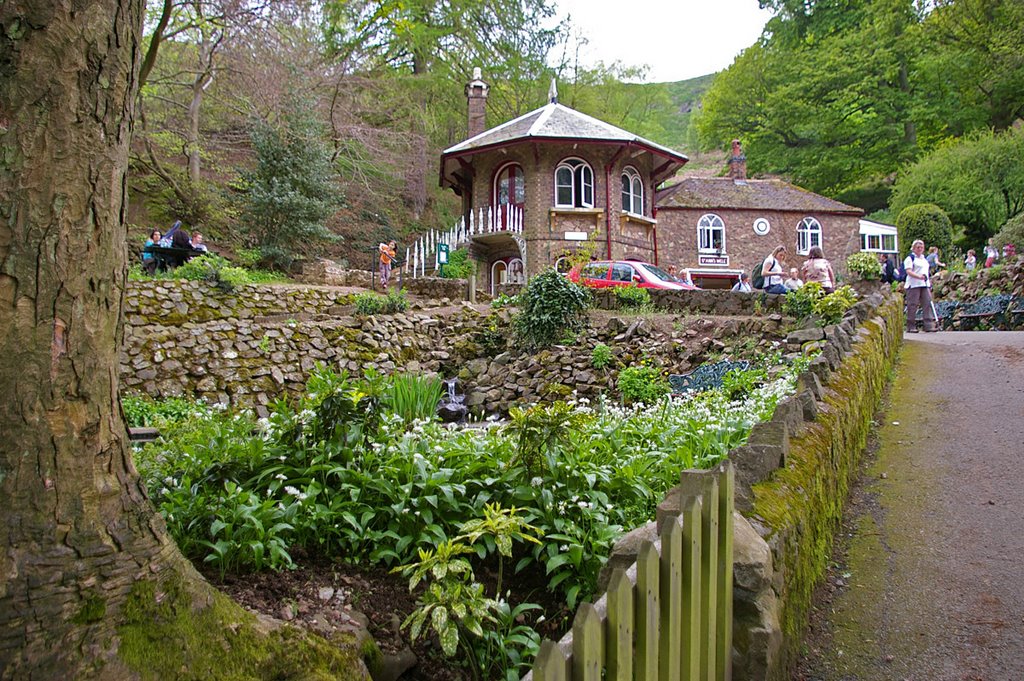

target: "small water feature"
[436,378,469,423]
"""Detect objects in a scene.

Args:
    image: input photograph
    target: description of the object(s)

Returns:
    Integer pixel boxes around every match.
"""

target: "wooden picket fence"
[524,463,735,681]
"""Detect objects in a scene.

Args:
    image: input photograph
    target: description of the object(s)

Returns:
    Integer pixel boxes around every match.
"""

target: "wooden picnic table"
[144,245,200,271]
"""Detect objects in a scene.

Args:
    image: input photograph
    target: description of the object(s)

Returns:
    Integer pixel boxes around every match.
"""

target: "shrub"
[993,212,1024,253]
[355,289,409,315]
[490,293,519,309]
[813,286,857,325]
[591,343,613,369]
[514,269,590,349]
[782,282,825,319]
[846,251,881,280]
[895,203,953,257]
[440,248,474,279]
[617,364,670,406]
[614,284,651,311]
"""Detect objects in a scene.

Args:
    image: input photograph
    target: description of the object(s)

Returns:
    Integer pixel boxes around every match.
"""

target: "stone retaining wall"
[591,288,786,316]
[297,259,468,299]
[597,290,902,680]
[120,281,789,414]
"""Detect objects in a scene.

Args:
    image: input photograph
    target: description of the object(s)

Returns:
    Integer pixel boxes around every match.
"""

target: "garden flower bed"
[130,354,810,678]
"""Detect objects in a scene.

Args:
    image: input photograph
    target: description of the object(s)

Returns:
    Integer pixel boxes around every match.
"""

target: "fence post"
[679,494,702,680]
[635,541,660,681]
[659,517,683,681]
[715,463,735,681]
[468,272,476,304]
[572,603,603,680]
[533,640,568,681]
[680,470,719,681]
[605,568,633,681]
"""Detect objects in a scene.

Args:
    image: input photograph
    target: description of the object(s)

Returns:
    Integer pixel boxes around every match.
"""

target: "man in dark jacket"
[879,253,896,283]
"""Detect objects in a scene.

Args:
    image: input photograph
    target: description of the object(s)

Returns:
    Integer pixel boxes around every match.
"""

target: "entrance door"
[494,163,524,230]
[490,261,508,296]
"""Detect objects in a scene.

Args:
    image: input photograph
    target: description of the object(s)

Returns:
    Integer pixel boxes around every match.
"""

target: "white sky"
[553,0,773,83]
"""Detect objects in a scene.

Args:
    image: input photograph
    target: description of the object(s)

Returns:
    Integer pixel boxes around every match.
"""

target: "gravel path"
[796,331,1024,681]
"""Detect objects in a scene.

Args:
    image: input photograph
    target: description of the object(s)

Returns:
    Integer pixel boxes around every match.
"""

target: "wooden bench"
[128,427,160,442]
[669,359,751,395]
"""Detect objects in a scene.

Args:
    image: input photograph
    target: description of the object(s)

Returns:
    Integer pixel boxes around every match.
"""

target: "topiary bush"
[514,269,590,349]
[845,251,882,280]
[895,203,953,257]
[355,289,409,316]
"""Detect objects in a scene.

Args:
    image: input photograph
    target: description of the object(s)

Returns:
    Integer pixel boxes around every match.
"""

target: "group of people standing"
[732,245,836,294]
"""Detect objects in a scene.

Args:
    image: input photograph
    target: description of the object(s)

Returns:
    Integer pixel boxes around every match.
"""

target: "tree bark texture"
[0,1,204,676]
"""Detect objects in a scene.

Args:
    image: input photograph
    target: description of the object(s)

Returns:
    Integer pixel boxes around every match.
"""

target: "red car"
[570,260,699,290]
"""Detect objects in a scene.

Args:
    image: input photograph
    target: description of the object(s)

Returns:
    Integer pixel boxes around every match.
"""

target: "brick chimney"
[465,67,489,139]
[727,138,747,181]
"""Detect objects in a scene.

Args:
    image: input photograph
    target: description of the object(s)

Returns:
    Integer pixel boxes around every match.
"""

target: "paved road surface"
[796,331,1024,681]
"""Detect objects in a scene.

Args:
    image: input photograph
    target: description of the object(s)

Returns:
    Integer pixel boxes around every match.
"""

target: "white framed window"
[554,158,594,208]
[797,217,822,254]
[620,166,644,215]
[697,214,726,253]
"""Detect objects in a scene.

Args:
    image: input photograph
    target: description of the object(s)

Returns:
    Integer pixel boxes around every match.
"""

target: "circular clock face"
[753,218,771,236]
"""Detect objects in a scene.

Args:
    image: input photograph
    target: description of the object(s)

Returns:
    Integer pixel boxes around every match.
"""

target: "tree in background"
[889,127,1024,249]
[895,203,954,257]
[239,96,342,268]
[993,212,1024,252]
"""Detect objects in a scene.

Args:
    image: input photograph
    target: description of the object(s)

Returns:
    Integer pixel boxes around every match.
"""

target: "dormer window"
[621,166,644,215]
[554,158,594,208]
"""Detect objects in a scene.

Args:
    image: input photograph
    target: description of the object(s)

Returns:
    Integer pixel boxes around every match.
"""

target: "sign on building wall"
[564,231,588,241]
[698,254,730,266]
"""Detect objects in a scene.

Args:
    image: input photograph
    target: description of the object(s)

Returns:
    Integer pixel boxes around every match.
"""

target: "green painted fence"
[524,463,735,681]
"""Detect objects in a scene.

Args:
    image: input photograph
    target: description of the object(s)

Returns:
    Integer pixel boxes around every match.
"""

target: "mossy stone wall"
[740,294,904,679]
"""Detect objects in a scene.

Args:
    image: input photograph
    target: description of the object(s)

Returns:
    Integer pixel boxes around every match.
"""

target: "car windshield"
[640,264,676,282]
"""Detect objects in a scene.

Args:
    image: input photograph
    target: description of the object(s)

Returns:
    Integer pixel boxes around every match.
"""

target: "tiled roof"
[656,178,863,215]
[442,102,687,163]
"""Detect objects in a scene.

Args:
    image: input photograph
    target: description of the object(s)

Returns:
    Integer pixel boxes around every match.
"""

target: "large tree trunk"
[0,1,205,675]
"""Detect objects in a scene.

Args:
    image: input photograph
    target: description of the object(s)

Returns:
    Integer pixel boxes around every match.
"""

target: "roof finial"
[548,78,558,104]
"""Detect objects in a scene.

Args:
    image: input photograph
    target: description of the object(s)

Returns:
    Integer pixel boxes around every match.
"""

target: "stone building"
[439,70,688,294]
[655,140,865,289]
[440,74,863,292]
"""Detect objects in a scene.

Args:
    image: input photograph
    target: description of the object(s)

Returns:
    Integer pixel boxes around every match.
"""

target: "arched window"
[494,163,525,208]
[621,166,644,215]
[797,217,822,255]
[697,214,726,253]
[554,158,594,208]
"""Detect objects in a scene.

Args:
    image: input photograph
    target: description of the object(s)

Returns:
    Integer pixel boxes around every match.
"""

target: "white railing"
[408,204,523,278]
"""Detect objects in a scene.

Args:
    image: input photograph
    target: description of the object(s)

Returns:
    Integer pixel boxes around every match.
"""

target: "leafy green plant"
[513,269,590,349]
[813,285,858,325]
[503,402,584,477]
[617,364,670,406]
[458,503,542,595]
[590,343,613,369]
[846,251,882,280]
[782,282,825,319]
[201,482,296,578]
[895,203,954,258]
[386,373,443,424]
[613,284,651,311]
[121,394,212,429]
[720,365,768,401]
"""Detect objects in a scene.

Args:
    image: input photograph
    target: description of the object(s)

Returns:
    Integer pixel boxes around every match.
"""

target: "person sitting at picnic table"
[731,272,752,293]
[143,229,161,275]
[784,267,804,291]
[190,232,208,253]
